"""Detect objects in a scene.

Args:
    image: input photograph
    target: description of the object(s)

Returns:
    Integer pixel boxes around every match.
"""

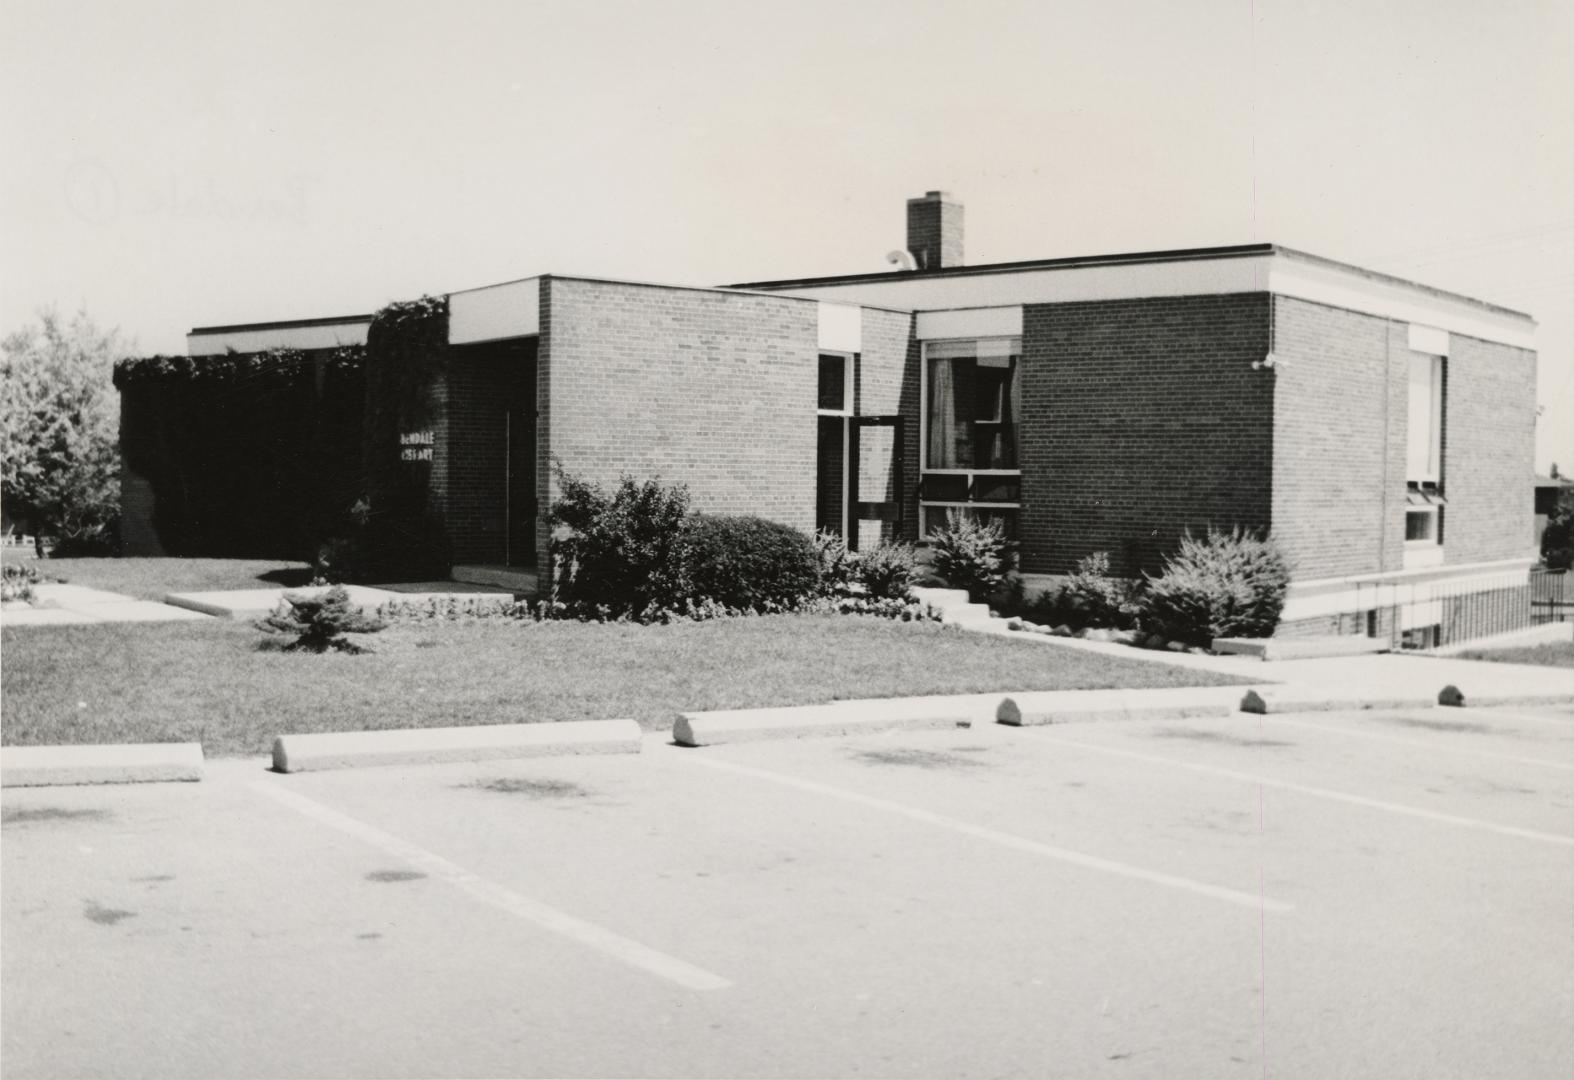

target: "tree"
[0,310,124,554]
[1543,488,1574,571]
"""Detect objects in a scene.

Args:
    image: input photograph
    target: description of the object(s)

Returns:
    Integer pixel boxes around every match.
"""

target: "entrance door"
[504,353,536,567]
[848,415,906,551]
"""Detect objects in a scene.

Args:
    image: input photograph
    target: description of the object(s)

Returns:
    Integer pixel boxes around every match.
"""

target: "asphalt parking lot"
[4,704,1572,1079]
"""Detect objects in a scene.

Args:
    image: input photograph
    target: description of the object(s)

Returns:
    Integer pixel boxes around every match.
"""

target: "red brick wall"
[1270,297,1407,580]
[1443,334,1536,565]
[538,277,820,577]
[1018,293,1275,577]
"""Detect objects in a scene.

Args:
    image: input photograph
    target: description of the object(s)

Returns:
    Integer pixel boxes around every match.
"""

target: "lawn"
[1456,639,1574,669]
[1,615,1248,755]
[1,550,312,600]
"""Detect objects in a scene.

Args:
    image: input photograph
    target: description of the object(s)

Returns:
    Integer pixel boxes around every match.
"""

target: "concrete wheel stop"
[1,742,205,787]
[270,718,642,773]
[996,688,1240,727]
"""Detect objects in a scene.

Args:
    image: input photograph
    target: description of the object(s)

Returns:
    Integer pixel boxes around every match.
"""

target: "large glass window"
[921,337,1022,541]
[925,339,1019,470]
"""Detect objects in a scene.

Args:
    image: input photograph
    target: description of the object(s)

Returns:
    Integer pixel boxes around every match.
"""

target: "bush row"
[547,469,931,623]
[1023,528,1290,646]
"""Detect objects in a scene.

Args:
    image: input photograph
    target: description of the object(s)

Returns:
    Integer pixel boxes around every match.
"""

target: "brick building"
[121,191,1540,642]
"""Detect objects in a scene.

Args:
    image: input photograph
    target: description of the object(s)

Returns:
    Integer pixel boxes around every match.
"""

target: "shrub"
[811,529,857,595]
[855,540,921,600]
[1543,489,1574,571]
[1140,528,1290,645]
[549,468,691,617]
[929,509,1011,600]
[680,515,821,612]
[1057,551,1144,629]
[2,562,40,604]
[257,585,386,653]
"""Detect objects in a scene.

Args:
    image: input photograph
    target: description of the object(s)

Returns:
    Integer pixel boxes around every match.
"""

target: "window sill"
[1402,544,1445,570]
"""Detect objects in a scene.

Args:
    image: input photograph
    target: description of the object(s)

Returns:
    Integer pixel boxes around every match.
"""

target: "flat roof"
[729,242,1534,323]
[189,313,374,336]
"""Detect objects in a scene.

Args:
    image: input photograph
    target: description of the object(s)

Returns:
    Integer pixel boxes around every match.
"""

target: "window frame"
[918,337,1023,540]
[816,352,854,418]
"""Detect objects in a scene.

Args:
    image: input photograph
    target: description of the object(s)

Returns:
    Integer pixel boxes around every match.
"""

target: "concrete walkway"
[164,583,516,620]
[0,584,211,627]
[967,617,1574,704]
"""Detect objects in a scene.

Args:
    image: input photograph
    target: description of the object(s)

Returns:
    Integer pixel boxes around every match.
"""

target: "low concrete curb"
[1,742,204,787]
[271,719,642,773]
[1437,684,1574,709]
[1213,636,1390,661]
[1239,688,1435,714]
[997,688,1241,726]
[674,698,980,747]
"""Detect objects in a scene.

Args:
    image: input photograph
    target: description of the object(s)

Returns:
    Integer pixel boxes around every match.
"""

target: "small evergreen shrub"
[1141,528,1290,645]
[855,540,921,600]
[680,515,821,612]
[1058,551,1144,629]
[929,509,1011,600]
[257,585,386,653]
[549,468,691,617]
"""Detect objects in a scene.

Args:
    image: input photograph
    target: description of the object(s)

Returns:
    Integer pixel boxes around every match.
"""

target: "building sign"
[400,430,434,462]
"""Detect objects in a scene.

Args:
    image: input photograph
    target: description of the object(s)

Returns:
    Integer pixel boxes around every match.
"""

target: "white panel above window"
[816,303,862,352]
[916,306,1023,341]
[1407,323,1450,356]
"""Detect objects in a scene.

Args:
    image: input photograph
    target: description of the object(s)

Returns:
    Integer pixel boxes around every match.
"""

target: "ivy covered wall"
[115,348,366,557]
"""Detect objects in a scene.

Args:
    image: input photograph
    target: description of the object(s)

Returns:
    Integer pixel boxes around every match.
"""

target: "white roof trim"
[449,276,541,345]
[764,251,1535,351]
[187,321,370,356]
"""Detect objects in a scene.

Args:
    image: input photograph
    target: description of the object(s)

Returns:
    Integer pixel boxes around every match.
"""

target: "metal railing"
[1352,567,1561,651]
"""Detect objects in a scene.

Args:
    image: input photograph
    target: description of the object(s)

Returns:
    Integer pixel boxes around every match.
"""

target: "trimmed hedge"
[681,515,821,611]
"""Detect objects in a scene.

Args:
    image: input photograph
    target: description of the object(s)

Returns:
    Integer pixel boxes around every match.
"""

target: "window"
[1405,507,1439,543]
[921,337,1021,541]
[1404,353,1445,566]
[1407,354,1443,485]
[818,353,851,415]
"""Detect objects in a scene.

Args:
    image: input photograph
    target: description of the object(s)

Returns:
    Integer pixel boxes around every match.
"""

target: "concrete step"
[911,587,973,607]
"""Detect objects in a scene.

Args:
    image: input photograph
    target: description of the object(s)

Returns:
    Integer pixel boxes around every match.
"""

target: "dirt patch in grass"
[2,615,1248,756]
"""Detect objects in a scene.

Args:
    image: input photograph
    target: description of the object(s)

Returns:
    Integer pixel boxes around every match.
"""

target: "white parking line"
[671,751,1291,913]
[250,782,731,991]
[1262,716,1574,772]
[1026,733,1574,847]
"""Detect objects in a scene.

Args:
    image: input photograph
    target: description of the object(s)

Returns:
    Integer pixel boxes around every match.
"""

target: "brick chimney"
[905,190,963,270]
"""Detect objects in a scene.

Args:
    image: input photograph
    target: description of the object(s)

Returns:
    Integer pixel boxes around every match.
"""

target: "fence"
[1352,567,1563,651]
[1533,568,1572,625]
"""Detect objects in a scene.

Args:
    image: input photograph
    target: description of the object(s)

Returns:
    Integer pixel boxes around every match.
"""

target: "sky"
[3,0,1571,470]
